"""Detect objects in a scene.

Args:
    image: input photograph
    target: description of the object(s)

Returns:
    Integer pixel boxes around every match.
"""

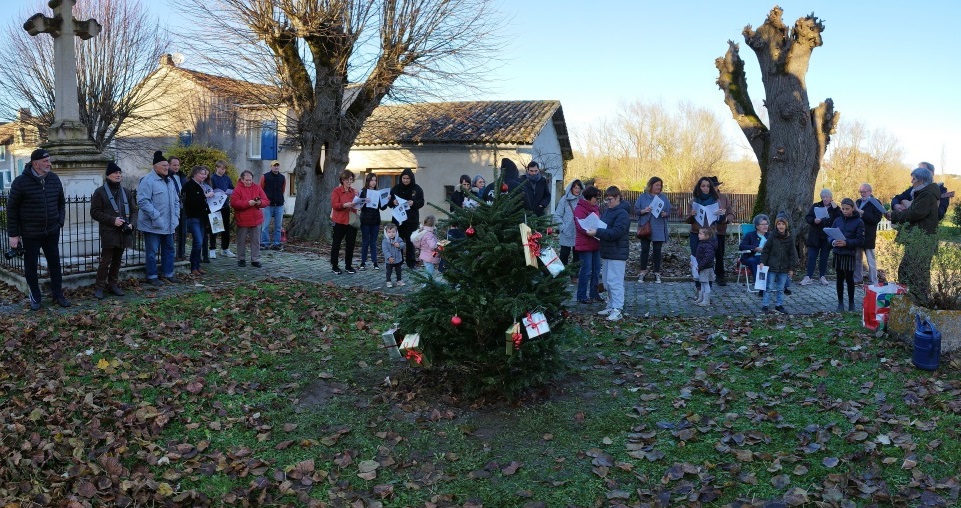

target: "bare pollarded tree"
[0,0,171,151]
[716,6,839,230]
[174,0,505,241]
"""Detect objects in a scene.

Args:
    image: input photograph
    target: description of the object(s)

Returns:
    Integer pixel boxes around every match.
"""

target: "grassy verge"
[1,280,959,506]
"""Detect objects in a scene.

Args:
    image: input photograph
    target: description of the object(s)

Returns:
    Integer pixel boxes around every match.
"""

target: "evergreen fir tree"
[395,171,571,396]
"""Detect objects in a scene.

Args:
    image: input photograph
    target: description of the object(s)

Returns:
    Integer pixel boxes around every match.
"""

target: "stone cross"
[24,0,101,137]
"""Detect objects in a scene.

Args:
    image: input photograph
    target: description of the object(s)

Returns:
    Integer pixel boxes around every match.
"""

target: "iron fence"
[0,191,146,277]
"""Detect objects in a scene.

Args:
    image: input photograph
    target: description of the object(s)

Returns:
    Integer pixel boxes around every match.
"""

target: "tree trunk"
[288,135,351,242]
[716,7,838,237]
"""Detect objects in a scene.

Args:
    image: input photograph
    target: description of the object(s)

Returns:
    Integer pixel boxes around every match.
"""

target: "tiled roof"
[355,100,572,159]
[173,67,280,104]
[0,123,14,145]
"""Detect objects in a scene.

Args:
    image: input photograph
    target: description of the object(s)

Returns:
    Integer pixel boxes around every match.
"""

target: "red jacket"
[573,198,600,252]
[331,185,358,226]
[230,182,269,227]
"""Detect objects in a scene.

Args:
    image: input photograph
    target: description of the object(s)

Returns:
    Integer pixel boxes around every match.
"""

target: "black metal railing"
[1,191,146,277]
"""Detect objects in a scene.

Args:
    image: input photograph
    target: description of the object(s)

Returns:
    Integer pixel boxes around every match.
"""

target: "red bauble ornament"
[546,227,554,235]
[465,226,476,237]
[501,183,508,192]
[451,315,462,326]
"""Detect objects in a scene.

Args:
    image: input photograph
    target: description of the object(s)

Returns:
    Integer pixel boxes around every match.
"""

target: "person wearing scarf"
[686,177,720,297]
[90,162,139,299]
[389,168,425,268]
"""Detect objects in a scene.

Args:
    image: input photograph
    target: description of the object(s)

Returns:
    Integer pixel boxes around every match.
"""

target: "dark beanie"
[152,151,167,165]
[106,161,122,176]
[30,149,50,161]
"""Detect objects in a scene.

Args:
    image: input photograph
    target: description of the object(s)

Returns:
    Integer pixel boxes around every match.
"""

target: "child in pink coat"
[416,215,440,279]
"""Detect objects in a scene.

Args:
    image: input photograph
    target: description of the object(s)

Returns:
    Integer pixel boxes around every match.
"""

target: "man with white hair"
[855,183,883,285]
[886,167,940,304]
[891,162,953,220]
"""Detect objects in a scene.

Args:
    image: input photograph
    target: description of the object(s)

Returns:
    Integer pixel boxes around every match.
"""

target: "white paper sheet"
[813,206,829,220]
[690,255,698,280]
[206,191,227,213]
[756,235,767,255]
[577,212,607,231]
[650,195,665,217]
[859,196,886,213]
[378,189,391,207]
[754,265,769,291]
[823,227,846,242]
[391,205,408,223]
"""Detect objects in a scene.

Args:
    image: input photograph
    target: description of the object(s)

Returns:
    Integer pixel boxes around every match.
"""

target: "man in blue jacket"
[137,151,182,286]
[6,149,70,310]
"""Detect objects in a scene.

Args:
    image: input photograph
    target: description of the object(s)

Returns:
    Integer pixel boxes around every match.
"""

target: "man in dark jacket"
[6,149,70,310]
[260,161,286,250]
[482,158,521,203]
[891,162,953,221]
[168,156,187,260]
[90,162,139,299]
[855,183,884,285]
[518,161,551,217]
[887,167,940,304]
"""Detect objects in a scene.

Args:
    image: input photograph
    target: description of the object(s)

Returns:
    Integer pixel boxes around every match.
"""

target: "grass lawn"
[1,280,959,507]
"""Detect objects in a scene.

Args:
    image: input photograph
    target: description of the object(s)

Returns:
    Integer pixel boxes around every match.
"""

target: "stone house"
[116,56,573,216]
[0,110,41,191]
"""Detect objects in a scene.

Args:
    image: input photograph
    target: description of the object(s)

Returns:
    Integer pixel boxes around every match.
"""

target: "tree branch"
[715,40,768,161]
[811,98,839,165]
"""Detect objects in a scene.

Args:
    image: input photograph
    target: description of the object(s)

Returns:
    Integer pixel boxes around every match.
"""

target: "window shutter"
[261,120,278,160]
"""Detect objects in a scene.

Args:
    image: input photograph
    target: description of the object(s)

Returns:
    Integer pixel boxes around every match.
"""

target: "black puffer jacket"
[7,168,65,238]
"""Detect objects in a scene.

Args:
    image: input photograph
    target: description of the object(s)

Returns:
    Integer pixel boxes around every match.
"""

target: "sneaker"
[820,276,829,285]
[848,302,856,312]
[359,264,367,271]
[598,308,613,316]
[164,276,181,284]
[345,267,357,274]
[271,244,284,251]
[396,280,406,286]
[251,261,262,268]
[654,273,662,284]
[606,309,623,321]
[94,288,105,300]
[373,264,380,270]
[30,300,42,311]
[837,303,844,312]
[637,270,648,282]
[209,249,217,259]
[332,267,342,274]
[784,288,793,295]
[799,276,813,286]
[761,306,770,314]
[221,249,236,258]
[148,278,164,287]
[386,281,393,288]
[238,260,246,267]
[108,285,125,296]
[775,306,789,314]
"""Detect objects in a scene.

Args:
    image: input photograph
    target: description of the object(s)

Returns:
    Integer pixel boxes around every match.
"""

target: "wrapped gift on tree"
[399,333,428,367]
[381,323,404,360]
[538,246,564,278]
[523,311,550,339]
[505,322,522,356]
[518,223,541,268]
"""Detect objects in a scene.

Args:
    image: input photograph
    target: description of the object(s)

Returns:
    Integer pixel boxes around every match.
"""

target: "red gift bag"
[862,283,907,330]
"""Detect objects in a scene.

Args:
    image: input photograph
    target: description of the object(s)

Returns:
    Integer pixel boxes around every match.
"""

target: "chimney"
[160,54,175,67]
[17,108,32,121]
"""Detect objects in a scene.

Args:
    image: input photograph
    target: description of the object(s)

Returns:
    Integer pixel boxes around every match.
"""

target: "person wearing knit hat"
[137,150,181,286]
[759,213,797,314]
[90,162,138,299]
[7,148,70,310]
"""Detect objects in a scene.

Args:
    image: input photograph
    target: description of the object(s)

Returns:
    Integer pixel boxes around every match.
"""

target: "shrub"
[876,227,961,310]
[166,145,238,183]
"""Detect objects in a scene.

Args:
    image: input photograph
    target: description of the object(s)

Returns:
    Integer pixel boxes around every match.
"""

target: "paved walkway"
[2,248,861,317]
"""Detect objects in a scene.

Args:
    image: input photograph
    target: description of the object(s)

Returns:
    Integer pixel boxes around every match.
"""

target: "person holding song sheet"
[855,183,884,285]
[359,173,388,270]
[686,177,723,296]
[802,189,841,286]
[183,166,214,276]
[827,198,865,312]
[573,186,602,305]
[633,176,672,283]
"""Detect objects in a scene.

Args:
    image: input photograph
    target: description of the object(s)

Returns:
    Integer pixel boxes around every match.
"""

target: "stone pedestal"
[887,295,961,354]
[45,131,110,258]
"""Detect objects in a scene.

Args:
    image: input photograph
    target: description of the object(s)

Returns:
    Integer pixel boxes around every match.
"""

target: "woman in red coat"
[330,169,360,274]
[230,170,269,267]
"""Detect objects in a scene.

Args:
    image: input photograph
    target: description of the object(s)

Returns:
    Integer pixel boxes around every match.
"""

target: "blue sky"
[12,1,957,173]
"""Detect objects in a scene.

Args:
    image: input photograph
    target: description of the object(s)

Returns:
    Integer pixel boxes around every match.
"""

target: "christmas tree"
[394,170,571,396]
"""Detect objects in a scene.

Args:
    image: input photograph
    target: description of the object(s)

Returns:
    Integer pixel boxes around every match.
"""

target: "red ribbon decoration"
[512,332,523,350]
[405,350,423,364]
[525,312,546,335]
[525,231,543,259]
